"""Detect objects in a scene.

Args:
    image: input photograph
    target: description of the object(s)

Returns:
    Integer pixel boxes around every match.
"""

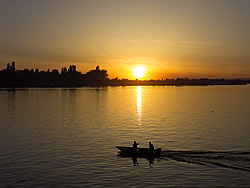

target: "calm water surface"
[0,86,250,187]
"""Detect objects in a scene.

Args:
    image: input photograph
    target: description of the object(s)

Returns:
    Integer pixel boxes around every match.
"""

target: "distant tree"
[66,65,76,73]
[52,69,59,74]
[11,61,15,72]
[72,65,76,72]
[61,67,67,74]
[85,66,108,86]
[68,65,72,72]
[6,63,10,71]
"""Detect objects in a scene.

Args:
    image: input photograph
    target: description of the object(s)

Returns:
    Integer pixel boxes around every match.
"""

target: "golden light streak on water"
[137,86,142,125]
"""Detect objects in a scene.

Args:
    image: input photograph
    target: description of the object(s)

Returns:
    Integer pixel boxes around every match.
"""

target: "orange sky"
[0,0,250,79]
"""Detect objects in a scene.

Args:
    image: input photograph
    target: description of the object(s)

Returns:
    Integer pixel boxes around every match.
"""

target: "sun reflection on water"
[137,86,142,125]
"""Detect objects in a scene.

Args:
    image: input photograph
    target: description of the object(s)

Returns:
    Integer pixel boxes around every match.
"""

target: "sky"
[0,0,250,79]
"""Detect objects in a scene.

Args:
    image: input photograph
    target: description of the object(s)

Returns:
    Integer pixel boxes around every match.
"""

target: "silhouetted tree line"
[106,77,249,86]
[0,62,108,87]
[0,61,249,87]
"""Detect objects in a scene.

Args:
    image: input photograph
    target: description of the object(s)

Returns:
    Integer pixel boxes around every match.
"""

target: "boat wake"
[161,150,250,172]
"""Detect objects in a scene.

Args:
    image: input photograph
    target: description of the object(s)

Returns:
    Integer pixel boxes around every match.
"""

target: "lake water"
[0,86,250,187]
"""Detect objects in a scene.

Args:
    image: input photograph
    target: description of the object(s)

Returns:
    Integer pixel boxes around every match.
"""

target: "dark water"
[0,86,250,187]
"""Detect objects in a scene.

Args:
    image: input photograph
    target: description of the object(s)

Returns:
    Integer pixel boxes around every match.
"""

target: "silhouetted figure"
[133,141,139,151]
[149,142,154,152]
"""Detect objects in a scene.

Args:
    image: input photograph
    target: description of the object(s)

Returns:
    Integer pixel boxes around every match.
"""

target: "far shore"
[0,80,249,89]
[1,62,249,88]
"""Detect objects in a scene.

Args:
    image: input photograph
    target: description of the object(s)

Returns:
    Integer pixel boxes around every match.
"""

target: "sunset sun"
[133,66,146,79]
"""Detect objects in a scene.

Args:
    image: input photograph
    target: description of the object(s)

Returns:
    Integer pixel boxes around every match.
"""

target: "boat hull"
[116,146,161,158]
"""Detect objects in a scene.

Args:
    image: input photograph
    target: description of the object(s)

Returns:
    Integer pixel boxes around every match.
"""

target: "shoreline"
[0,83,249,89]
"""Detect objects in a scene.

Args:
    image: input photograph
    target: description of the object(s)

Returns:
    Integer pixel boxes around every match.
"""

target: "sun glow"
[133,66,146,79]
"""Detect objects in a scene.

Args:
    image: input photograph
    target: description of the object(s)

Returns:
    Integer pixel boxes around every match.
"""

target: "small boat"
[116,146,161,158]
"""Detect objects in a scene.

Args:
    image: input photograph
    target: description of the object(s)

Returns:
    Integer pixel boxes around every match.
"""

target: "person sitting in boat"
[133,141,139,151]
[149,142,154,152]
